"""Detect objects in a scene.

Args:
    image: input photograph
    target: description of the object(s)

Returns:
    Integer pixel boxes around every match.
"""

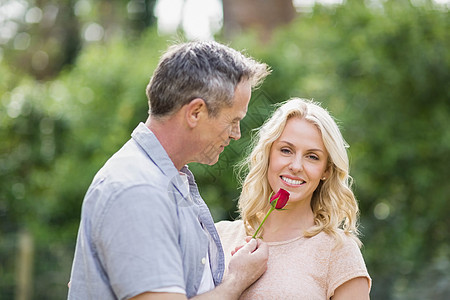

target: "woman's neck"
[261,200,315,242]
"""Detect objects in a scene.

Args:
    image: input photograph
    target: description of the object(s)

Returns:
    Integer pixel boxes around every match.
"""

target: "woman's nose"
[289,156,303,172]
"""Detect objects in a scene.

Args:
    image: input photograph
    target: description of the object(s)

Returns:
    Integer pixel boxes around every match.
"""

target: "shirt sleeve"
[94,184,186,300]
[326,236,372,299]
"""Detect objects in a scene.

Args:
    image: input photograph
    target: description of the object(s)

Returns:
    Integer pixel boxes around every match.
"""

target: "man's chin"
[194,151,221,166]
[206,156,220,166]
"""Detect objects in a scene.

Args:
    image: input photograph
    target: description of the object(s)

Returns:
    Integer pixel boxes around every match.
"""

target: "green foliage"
[229,2,450,298]
[0,30,168,298]
[0,0,158,80]
[1,1,448,299]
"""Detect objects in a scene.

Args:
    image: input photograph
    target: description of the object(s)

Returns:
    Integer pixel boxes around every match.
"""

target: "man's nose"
[230,122,241,140]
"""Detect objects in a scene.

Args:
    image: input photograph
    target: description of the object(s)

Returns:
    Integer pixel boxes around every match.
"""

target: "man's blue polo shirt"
[68,123,225,299]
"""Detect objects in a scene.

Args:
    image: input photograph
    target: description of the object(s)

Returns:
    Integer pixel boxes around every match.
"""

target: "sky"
[153,0,349,40]
[0,0,449,47]
[154,0,223,40]
[154,0,450,40]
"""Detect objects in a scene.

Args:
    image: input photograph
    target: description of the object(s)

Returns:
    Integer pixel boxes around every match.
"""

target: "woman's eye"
[281,148,291,154]
[308,154,319,160]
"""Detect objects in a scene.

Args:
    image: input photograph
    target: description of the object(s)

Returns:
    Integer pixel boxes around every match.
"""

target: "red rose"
[252,188,291,238]
[270,188,290,209]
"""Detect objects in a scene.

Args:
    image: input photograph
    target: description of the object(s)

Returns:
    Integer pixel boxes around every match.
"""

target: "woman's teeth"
[281,176,304,185]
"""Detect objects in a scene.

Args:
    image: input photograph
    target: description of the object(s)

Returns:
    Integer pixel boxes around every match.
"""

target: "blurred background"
[0,0,449,299]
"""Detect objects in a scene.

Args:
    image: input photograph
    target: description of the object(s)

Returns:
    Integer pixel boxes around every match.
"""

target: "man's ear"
[185,98,207,128]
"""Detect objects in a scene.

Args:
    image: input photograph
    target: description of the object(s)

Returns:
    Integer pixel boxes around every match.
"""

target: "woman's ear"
[322,164,332,180]
[185,98,207,128]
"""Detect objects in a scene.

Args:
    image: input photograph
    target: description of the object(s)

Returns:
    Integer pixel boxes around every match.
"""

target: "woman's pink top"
[216,220,371,299]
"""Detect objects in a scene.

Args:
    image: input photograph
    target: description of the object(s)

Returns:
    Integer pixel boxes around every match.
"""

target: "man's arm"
[130,238,269,300]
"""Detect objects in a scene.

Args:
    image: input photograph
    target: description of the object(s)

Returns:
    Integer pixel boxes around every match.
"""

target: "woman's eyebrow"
[278,140,325,153]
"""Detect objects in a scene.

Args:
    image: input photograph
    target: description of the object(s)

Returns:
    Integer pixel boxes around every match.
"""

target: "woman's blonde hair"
[237,98,361,246]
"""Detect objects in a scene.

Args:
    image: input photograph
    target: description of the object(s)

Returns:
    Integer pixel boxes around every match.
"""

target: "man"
[68,41,271,299]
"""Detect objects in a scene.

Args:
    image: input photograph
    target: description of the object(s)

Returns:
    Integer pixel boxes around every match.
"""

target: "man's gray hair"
[146,41,270,118]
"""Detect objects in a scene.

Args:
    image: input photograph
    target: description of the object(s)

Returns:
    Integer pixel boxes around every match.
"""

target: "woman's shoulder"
[317,229,365,264]
[215,219,248,248]
[335,229,362,249]
[325,229,371,297]
[215,219,247,262]
[215,219,245,238]
[308,229,361,252]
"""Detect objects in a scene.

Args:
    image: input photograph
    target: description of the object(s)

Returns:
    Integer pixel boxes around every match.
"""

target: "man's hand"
[127,239,268,300]
[221,237,269,298]
[230,236,253,256]
[72,239,268,300]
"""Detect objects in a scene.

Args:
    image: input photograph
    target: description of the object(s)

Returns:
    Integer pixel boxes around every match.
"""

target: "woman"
[216,98,371,299]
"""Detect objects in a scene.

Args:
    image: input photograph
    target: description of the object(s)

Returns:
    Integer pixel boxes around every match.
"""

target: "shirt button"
[201,257,206,265]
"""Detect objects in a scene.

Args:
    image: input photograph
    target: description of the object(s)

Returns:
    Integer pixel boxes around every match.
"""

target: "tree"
[228,1,449,298]
[1,1,448,299]
[222,0,297,42]
[0,0,157,80]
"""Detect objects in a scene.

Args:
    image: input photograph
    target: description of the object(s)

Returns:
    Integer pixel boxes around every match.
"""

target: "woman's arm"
[331,276,370,300]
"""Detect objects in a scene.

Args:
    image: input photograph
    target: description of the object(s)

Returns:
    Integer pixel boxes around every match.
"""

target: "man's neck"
[145,115,190,170]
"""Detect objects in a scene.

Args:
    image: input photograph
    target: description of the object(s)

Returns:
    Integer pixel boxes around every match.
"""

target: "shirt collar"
[131,122,179,179]
[131,122,198,200]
